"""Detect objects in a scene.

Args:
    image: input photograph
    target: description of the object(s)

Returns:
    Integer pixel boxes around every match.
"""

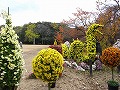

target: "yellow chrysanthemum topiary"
[69,39,84,63]
[61,44,69,59]
[32,48,64,82]
[86,24,103,60]
[54,39,57,45]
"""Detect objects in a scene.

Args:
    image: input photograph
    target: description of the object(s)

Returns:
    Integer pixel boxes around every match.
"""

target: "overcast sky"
[0,0,98,26]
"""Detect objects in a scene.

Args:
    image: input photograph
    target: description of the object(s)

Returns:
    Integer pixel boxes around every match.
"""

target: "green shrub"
[107,80,119,87]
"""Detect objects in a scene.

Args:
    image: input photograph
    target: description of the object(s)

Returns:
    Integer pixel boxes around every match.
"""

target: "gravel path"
[17,45,120,90]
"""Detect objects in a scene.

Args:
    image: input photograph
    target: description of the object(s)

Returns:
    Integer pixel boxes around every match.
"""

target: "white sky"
[0,0,98,26]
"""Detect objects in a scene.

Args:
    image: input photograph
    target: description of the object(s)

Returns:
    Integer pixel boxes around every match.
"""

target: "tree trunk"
[117,65,120,74]
[112,68,114,80]
[33,38,35,45]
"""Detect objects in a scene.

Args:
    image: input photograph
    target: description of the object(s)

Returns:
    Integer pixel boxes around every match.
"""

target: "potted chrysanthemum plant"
[0,11,24,90]
[32,48,64,90]
[100,47,120,90]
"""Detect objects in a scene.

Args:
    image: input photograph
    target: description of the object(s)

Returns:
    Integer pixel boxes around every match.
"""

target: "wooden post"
[48,83,51,90]
[89,59,92,77]
[8,7,9,15]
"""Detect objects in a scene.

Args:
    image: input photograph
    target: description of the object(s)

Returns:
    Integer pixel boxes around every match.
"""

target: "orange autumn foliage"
[100,47,120,68]
[55,26,63,44]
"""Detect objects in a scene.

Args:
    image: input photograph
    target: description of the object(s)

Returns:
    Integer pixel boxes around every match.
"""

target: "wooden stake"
[8,7,9,15]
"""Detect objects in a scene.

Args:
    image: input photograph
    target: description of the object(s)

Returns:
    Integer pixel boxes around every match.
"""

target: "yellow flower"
[32,48,64,82]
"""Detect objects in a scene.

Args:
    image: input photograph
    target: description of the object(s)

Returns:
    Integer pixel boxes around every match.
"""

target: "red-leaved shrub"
[49,45,62,54]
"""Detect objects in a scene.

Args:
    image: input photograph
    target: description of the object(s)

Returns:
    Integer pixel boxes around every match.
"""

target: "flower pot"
[0,86,17,90]
[107,80,119,90]
[108,83,119,90]
[48,82,56,88]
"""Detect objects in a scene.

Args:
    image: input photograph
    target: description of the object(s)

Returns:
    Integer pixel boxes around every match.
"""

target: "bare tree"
[62,8,98,40]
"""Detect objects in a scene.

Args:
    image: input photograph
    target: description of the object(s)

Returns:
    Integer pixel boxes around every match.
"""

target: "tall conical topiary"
[0,11,24,89]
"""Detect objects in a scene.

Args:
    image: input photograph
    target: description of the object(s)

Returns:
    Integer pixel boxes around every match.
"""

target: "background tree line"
[0,0,120,48]
[0,21,83,45]
[13,22,57,45]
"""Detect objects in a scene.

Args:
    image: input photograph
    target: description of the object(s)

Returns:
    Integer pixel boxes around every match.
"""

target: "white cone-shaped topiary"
[0,11,24,88]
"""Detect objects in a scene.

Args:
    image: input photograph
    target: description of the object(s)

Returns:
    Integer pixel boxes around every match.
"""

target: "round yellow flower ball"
[32,48,64,82]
